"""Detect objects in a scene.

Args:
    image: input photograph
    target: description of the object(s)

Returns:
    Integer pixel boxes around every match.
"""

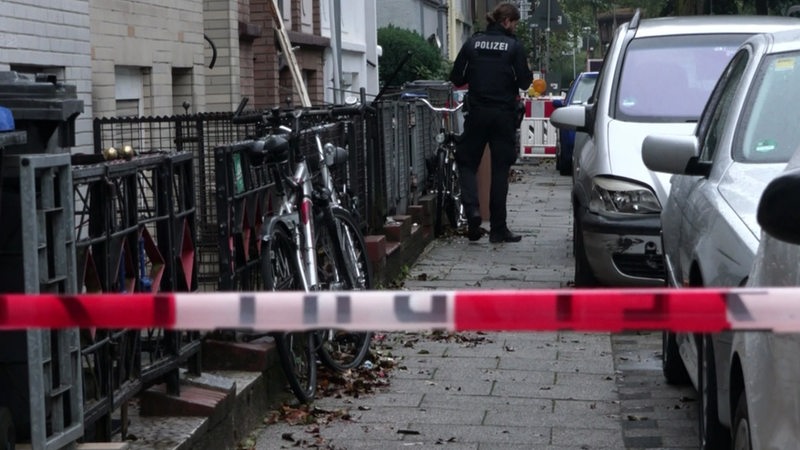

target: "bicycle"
[232,101,373,403]
[417,96,464,237]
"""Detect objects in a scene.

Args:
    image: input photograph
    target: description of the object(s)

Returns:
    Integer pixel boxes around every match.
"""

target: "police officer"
[450,2,532,243]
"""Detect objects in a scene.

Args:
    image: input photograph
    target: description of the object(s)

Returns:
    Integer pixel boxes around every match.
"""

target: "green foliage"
[377,25,449,87]
[541,0,799,86]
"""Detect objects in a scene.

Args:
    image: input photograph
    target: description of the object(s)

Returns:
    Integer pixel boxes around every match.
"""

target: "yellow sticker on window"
[775,58,796,71]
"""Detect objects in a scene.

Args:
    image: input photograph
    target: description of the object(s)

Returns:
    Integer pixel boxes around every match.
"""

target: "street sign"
[530,0,570,31]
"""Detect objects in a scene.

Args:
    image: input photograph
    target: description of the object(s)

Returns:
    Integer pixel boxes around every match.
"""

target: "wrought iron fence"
[71,151,202,442]
[74,94,442,443]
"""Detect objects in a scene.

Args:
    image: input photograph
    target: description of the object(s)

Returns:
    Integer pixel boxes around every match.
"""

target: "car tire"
[556,144,571,176]
[555,143,563,172]
[558,161,571,176]
[662,331,690,385]
[699,336,731,450]
[732,390,752,450]
[573,205,599,287]
[0,407,15,450]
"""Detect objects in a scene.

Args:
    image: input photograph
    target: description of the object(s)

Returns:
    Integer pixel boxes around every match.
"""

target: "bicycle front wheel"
[433,148,448,237]
[273,332,316,403]
[315,208,374,371]
[262,224,317,403]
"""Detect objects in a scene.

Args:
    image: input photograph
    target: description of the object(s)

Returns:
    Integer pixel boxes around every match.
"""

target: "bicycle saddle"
[261,135,290,164]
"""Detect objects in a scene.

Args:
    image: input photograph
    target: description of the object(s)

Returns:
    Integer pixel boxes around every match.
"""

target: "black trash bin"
[0,71,83,154]
[0,71,84,443]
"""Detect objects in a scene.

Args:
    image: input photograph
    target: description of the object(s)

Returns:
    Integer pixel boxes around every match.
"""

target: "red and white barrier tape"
[1,288,798,332]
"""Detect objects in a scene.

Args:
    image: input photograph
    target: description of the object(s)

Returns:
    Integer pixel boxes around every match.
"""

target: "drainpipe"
[330,0,343,104]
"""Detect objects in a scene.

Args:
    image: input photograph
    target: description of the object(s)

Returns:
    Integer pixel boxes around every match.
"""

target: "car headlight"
[589,176,661,214]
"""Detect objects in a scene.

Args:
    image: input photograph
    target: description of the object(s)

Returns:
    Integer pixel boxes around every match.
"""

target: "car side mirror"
[757,168,800,245]
[642,134,701,175]
[550,105,589,133]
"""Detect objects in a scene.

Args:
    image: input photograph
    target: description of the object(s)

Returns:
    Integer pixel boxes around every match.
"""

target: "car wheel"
[555,142,564,172]
[573,205,598,287]
[558,148,572,176]
[662,331,690,385]
[556,145,571,176]
[732,390,752,450]
[0,407,15,450]
[699,336,731,449]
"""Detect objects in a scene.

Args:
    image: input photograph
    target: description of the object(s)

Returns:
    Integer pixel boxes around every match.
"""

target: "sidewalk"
[251,160,699,449]
[113,159,697,450]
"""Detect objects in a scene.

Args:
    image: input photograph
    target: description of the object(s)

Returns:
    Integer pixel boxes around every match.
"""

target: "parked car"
[548,10,800,288]
[733,147,800,450]
[643,28,800,449]
[552,71,597,176]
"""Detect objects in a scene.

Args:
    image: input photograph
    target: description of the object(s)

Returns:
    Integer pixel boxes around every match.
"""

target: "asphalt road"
[252,159,700,450]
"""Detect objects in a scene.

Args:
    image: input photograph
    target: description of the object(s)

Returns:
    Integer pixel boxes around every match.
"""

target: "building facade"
[0,0,379,153]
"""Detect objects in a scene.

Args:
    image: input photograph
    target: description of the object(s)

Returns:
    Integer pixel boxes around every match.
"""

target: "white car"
[739,147,800,450]
[549,11,800,288]
[643,28,800,449]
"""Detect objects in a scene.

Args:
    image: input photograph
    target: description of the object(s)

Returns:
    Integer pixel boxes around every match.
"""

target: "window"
[697,49,748,162]
[736,51,800,163]
[115,66,143,117]
[570,75,597,105]
[616,34,747,122]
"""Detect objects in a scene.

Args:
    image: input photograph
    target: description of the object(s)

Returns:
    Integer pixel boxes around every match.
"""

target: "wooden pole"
[267,0,312,107]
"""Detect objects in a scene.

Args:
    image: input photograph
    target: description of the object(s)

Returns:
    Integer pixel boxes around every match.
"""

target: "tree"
[377,25,449,88]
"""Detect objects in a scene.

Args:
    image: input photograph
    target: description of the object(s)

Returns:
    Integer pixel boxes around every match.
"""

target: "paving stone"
[250,160,699,449]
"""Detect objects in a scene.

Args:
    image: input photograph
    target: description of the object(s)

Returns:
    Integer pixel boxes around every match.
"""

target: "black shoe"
[467,213,482,241]
[489,229,522,243]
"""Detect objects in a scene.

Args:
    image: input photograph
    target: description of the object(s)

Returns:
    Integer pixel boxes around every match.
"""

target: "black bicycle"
[418,96,464,237]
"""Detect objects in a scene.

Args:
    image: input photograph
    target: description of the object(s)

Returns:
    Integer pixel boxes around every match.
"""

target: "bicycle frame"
[233,102,374,400]
[264,122,358,292]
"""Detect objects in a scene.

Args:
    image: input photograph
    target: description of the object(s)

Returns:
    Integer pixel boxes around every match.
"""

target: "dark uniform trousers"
[456,106,518,231]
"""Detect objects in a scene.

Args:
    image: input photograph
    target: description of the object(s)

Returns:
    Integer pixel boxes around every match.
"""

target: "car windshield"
[736,51,800,163]
[616,34,748,122]
[570,75,596,104]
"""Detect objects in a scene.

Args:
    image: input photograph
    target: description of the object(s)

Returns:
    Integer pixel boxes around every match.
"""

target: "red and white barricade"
[519,97,558,159]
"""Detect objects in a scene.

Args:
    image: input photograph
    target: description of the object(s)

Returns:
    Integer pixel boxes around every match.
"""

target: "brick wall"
[0,0,94,152]
[90,0,207,116]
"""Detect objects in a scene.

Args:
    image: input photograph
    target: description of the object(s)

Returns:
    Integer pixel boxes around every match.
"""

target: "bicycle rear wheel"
[444,149,463,230]
[315,208,374,371]
[262,224,317,403]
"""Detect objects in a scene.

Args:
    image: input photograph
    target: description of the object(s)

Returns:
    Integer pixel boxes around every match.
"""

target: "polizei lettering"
[474,41,508,51]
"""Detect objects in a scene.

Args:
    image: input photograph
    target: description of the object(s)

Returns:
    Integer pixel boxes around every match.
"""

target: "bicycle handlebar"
[231,97,262,125]
[233,101,374,127]
[417,97,463,114]
[231,112,266,125]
